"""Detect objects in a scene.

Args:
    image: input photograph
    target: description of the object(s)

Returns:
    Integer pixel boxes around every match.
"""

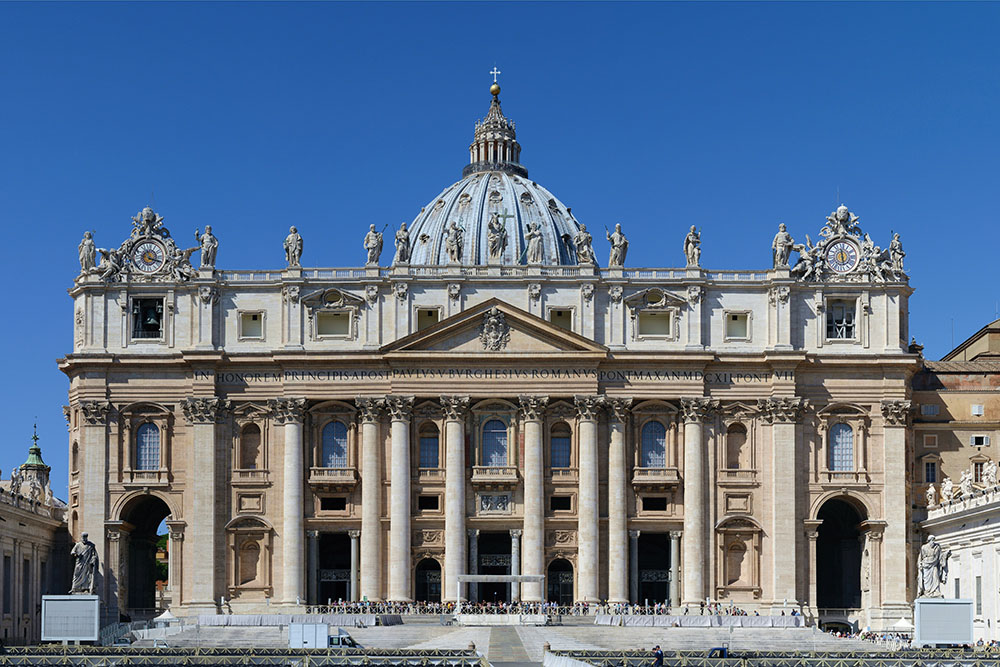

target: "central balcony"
[308,466,359,491]
[122,469,170,488]
[471,465,519,489]
[631,466,680,490]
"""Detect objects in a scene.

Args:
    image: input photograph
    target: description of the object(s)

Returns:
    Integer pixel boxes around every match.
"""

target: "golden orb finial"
[490,82,501,97]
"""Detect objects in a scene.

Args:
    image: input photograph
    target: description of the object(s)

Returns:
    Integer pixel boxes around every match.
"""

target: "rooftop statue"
[525,222,544,264]
[917,535,949,598]
[607,223,628,267]
[70,532,99,595]
[393,222,411,264]
[487,212,508,259]
[821,204,862,239]
[283,226,303,268]
[959,469,973,498]
[445,220,465,263]
[889,233,905,274]
[131,206,167,238]
[363,224,384,266]
[683,226,701,268]
[78,232,96,275]
[195,225,218,269]
[574,224,595,265]
[771,223,794,268]
[940,476,954,502]
[925,483,937,507]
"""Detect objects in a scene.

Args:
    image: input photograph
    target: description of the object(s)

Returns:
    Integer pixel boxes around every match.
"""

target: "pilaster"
[880,400,912,611]
[267,396,306,605]
[680,397,717,605]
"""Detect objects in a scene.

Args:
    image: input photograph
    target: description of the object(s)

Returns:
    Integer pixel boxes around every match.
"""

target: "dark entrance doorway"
[477,531,511,603]
[415,558,442,602]
[638,533,671,603]
[318,533,351,603]
[119,495,171,616]
[816,498,864,609]
[547,559,573,605]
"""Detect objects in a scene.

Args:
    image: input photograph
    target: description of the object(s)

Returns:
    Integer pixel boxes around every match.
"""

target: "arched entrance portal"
[816,498,864,609]
[477,532,511,603]
[118,495,171,617]
[415,558,442,602]
[547,559,573,605]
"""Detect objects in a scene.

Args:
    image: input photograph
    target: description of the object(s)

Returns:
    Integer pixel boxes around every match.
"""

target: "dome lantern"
[465,77,526,179]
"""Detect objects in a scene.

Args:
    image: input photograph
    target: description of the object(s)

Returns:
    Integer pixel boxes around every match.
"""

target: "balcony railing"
[124,469,169,487]
[718,468,758,483]
[471,465,519,487]
[232,469,270,485]
[631,467,680,488]
[820,470,870,485]
[550,467,579,482]
[417,468,445,482]
[308,467,359,489]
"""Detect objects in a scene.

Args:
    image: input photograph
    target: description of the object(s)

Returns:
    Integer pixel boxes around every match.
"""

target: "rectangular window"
[550,496,572,512]
[920,404,940,416]
[638,312,672,337]
[417,495,439,511]
[131,297,164,340]
[924,461,937,484]
[643,496,668,512]
[416,308,439,331]
[955,577,961,599]
[826,299,856,340]
[239,311,264,339]
[975,462,985,484]
[21,560,29,614]
[419,437,439,469]
[548,308,572,331]
[2,556,10,613]
[550,436,571,468]
[976,575,983,615]
[972,404,985,417]
[316,311,350,337]
[725,312,749,340]
[923,434,938,448]
[971,435,991,448]
[319,496,347,512]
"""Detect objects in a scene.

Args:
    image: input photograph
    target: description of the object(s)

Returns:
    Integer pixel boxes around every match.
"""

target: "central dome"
[405,86,585,266]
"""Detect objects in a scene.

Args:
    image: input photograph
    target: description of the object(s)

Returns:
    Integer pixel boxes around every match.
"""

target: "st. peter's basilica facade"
[61,81,917,630]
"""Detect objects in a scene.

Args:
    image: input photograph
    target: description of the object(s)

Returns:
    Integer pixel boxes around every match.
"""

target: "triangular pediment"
[383,298,608,356]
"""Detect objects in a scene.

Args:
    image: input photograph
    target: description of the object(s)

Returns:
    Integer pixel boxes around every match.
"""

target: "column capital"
[518,395,549,421]
[306,530,320,539]
[668,530,683,540]
[440,395,471,421]
[804,519,823,540]
[757,397,809,424]
[267,397,307,424]
[680,397,718,423]
[880,399,913,427]
[628,529,641,539]
[467,528,480,539]
[509,528,523,539]
[605,397,633,423]
[356,396,385,423]
[385,395,415,421]
[574,395,605,421]
[348,529,361,539]
[79,400,112,425]
[183,397,233,424]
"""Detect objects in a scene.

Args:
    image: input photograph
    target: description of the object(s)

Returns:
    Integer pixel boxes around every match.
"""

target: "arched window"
[550,423,572,469]
[829,423,854,471]
[240,424,262,470]
[135,423,160,471]
[321,421,348,468]
[726,424,747,469]
[483,419,508,467]
[419,424,440,469]
[640,421,667,468]
[238,540,261,585]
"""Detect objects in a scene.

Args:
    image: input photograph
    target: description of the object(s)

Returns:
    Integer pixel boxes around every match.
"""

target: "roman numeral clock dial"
[132,241,166,274]
[826,240,859,274]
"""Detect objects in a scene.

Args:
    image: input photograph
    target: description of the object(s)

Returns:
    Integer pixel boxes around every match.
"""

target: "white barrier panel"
[42,595,100,642]
[456,614,548,626]
[594,614,804,628]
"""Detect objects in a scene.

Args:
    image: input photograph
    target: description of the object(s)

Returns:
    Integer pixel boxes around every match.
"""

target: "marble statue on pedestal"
[917,535,949,598]
[525,222,544,264]
[445,221,464,263]
[70,532,99,595]
[78,232,96,274]
[607,223,628,267]
[959,469,973,498]
[363,224,383,265]
[487,212,507,259]
[940,476,954,502]
[986,460,998,488]
[283,226,303,268]
[393,222,410,264]
[889,233,905,274]
[771,223,794,268]
[683,226,701,267]
[925,483,936,507]
[574,224,595,265]
[195,226,218,268]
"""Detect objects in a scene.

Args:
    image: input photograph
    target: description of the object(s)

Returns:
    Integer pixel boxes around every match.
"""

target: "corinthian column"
[680,397,716,606]
[441,395,470,602]
[880,400,912,610]
[182,396,231,607]
[759,396,807,606]
[267,396,306,604]
[386,395,414,601]
[606,397,632,604]
[576,394,604,603]
[356,397,384,601]
[519,395,548,602]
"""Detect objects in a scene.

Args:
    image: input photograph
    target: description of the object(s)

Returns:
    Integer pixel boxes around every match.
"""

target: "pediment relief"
[383,298,607,356]
[301,288,365,309]
[624,288,687,311]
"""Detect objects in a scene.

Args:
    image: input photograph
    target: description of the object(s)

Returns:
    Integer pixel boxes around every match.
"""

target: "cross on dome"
[490,67,501,83]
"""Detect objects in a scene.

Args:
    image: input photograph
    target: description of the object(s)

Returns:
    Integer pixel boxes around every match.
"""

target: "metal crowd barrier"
[549,648,1000,667]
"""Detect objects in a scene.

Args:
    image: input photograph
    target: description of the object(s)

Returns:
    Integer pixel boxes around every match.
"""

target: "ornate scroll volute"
[440,395,471,422]
[880,399,913,427]
[182,397,232,424]
[79,400,112,426]
[518,395,549,422]
[266,397,307,425]
[679,397,718,423]
[606,397,633,424]
[385,395,415,422]
[757,397,809,424]
[355,396,385,424]
[574,395,605,422]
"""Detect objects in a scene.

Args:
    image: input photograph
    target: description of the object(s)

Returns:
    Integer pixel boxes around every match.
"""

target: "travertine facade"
[61,82,920,630]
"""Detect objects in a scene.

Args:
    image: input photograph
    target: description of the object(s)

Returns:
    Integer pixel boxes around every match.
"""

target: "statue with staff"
[364,224,385,265]
[70,532,99,595]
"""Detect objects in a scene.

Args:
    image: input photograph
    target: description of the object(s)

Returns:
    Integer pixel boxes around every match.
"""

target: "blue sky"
[1,1,997,496]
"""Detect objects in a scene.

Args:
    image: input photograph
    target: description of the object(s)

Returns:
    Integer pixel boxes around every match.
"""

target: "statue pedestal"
[391,263,409,277]
[685,267,703,279]
[769,267,791,279]
[282,268,302,279]
[487,255,502,267]
[197,267,216,280]
[365,265,380,278]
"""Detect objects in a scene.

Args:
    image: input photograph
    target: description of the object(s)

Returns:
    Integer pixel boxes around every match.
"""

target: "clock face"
[826,241,859,274]
[132,241,166,274]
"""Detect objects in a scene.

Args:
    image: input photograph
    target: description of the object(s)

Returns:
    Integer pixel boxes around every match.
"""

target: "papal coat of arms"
[479,306,510,351]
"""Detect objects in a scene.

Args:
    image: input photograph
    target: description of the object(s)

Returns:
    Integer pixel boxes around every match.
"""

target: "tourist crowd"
[307,599,800,617]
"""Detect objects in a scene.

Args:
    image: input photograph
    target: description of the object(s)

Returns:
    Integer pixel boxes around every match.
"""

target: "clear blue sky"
[1,1,997,497]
